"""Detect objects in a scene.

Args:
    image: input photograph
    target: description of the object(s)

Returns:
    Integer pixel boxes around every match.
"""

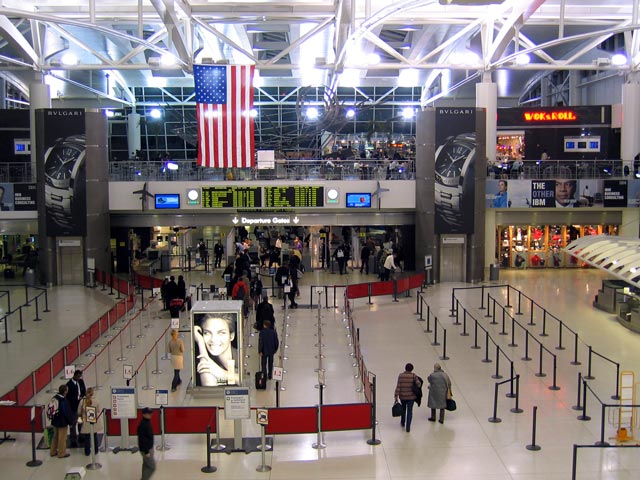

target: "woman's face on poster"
[200,316,235,357]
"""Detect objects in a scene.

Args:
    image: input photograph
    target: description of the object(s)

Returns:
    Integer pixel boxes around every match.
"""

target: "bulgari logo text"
[439,109,474,115]
[47,110,83,116]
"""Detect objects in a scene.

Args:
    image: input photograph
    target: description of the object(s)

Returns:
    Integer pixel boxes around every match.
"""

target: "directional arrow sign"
[232,216,239,224]
[293,216,300,224]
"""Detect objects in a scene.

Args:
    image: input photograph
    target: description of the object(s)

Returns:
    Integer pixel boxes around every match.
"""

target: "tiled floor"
[0,266,639,479]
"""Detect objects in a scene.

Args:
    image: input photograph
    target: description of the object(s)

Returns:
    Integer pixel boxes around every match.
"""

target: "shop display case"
[495,223,619,269]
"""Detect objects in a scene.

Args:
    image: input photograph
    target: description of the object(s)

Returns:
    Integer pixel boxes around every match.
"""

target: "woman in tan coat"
[77,387,102,455]
[169,329,184,391]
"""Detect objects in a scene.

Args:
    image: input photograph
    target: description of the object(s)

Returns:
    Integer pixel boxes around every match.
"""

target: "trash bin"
[489,263,500,281]
[25,267,36,286]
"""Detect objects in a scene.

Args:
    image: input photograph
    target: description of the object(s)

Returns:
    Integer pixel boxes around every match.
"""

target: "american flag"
[194,64,255,168]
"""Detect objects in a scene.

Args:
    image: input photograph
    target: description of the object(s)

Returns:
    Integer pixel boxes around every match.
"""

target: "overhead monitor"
[346,193,372,208]
[155,193,180,209]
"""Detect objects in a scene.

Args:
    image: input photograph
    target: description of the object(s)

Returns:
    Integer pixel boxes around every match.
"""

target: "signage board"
[155,389,169,406]
[111,387,137,419]
[64,365,76,379]
[202,186,262,208]
[224,388,250,420]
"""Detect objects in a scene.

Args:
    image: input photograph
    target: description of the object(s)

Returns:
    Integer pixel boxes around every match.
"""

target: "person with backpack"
[231,273,250,319]
[48,384,75,458]
[333,243,347,275]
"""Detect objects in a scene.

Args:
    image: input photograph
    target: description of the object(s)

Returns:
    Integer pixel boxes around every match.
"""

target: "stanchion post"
[525,406,541,451]
[367,374,381,446]
[85,422,101,470]
[43,290,51,312]
[211,408,226,451]
[595,404,610,446]
[506,362,516,398]
[471,320,480,349]
[488,382,501,423]
[508,318,517,347]
[479,285,485,310]
[612,363,620,400]
[572,372,583,411]
[482,331,491,363]
[522,331,531,361]
[577,379,591,421]
[584,346,594,380]
[492,344,502,379]
[461,310,468,336]
[556,323,565,350]
[256,424,272,472]
[311,404,326,449]
[25,409,42,467]
[33,296,42,322]
[105,340,114,375]
[200,426,217,473]
[571,333,581,365]
[511,374,523,413]
[535,343,546,378]
[152,343,162,375]
[156,406,170,451]
[440,329,449,360]
[540,310,548,337]
[3,312,12,343]
[431,319,440,346]
[549,355,560,391]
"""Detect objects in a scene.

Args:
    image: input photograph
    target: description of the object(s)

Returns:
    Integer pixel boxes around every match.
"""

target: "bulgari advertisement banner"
[434,108,476,234]
[36,109,87,236]
[487,178,634,208]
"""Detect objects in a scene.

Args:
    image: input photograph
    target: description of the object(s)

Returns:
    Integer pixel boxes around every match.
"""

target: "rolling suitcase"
[255,371,267,390]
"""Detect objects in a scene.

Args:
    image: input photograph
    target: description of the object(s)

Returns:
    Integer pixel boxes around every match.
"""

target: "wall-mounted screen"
[155,193,180,209]
[346,193,372,208]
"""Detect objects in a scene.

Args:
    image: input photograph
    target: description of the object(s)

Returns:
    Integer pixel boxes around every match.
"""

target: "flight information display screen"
[201,186,262,208]
[264,186,324,207]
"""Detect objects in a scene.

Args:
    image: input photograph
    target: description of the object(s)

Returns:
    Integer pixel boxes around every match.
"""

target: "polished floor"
[0,266,639,479]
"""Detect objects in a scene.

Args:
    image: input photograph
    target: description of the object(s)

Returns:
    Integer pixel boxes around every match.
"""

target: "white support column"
[476,80,497,164]
[621,83,640,176]
[29,75,51,173]
[127,112,141,160]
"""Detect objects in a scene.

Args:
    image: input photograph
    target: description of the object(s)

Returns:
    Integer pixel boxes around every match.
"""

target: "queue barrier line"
[1,271,137,405]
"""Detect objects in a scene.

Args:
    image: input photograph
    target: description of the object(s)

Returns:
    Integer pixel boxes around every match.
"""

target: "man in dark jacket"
[258,320,279,379]
[137,407,156,479]
[213,240,224,268]
[50,384,75,458]
[359,243,371,274]
[66,369,86,447]
[255,295,275,331]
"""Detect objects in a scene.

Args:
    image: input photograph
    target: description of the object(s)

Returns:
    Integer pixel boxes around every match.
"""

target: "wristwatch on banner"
[44,134,86,229]
[434,133,476,229]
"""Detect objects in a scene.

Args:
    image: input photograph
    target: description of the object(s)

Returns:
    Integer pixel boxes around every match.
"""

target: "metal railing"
[108,159,416,182]
[487,159,628,180]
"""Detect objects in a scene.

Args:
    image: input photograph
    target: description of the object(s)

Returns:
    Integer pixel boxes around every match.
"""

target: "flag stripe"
[195,64,255,168]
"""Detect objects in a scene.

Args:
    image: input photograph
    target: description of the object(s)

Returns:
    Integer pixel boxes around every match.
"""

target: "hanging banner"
[434,108,476,234]
[36,109,87,236]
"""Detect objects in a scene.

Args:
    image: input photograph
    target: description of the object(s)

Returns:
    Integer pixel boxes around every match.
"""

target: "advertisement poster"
[192,310,242,387]
[486,179,620,208]
[603,180,627,208]
[434,107,476,234]
[0,183,14,211]
[13,183,37,211]
[37,109,87,236]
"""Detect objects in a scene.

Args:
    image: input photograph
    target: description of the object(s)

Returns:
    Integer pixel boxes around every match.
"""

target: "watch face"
[435,141,474,186]
[45,143,84,187]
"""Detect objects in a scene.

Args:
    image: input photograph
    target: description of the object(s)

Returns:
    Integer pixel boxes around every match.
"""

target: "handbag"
[392,401,403,417]
[446,398,457,412]
[411,375,423,407]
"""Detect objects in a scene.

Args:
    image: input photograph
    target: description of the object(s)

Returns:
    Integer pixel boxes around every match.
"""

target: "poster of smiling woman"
[191,302,243,388]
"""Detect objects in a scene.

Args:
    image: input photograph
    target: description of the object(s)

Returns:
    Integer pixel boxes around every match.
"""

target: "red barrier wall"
[408,273,424,289]
[35,362,51,392]
[321,404,372,431]
[105,409,162,436]
[164,406,217,434]
[371,281,394,296]
[90,321,100,343]
[0,405,44,433]
[265,407,317,435]
[346,283,369,299]
[396,277,409,294]
[16,376,33,405]
[52,348,64,378]
[99,314,109,335]
[79,329,92,353]
[66,339,79,363]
